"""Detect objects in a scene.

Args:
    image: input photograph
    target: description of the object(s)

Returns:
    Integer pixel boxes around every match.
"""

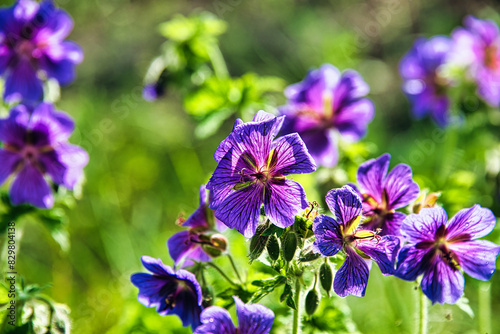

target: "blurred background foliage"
[0,0,499,333]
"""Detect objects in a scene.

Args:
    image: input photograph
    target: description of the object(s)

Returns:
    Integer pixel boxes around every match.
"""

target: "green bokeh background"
[2,0,500,333]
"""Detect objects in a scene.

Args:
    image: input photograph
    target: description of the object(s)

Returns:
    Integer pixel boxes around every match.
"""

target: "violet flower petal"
[446,205,496,240]
[195,306,236,334]
[334,246,370,297]
[421,258,464,305]
[235,296,274,334]
[448,240,500,281]
[356,153,390,203]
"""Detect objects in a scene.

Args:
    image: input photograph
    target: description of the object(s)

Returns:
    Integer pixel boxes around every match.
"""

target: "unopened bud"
[267,235,280,261]
[319,262,333,295]
[299,250,321,263]
[283,232,298,262]
[210,234,228,252]
[424,192,440,208]
[202,244,222,258]
[305,289,319,316]
[249,222,270,263]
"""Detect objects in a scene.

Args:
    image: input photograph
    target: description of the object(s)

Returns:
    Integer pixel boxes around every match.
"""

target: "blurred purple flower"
[400,36,452,127]
[279,64,374,167]
[207,110,317,238]
[142,83,162,102]
[168,184,227,268]
[451,16,500,106]
[313,185,400,297]
[143,69,168,101]
[130,256,203,329]
[353,153,419,236]
[396,206,500,304]
[0,0,83,103]
[194,296,274,334]
[0,103,88,208]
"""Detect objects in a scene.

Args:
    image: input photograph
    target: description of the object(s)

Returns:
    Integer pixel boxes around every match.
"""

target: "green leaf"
[248,221,271,263]
[286,294,296,310]
[249,276,286,303]
[280,283,292,303]
[262,224,284,237]
[158,15,197,42]
[184,87,226,116]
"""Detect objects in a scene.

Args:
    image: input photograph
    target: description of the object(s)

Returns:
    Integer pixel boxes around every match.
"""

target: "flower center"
[22,145,39,164]
[15,40,36,60]
[484,45,500,70]
[362,191,394,226]
[345,229,380,246]
[234,149,284,190]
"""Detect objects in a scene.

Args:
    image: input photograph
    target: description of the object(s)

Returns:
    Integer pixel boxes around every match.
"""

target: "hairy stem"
[208,44,229,79]
[205,262,238,287]
[227,254,242,283]
[419,288,428,334]
[478,282,491,334]
[292,277,301,334]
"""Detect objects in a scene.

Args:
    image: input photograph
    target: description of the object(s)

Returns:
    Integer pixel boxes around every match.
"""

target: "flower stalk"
[205,262,239,287]
[419,288,428,334]
[292,277,302,334]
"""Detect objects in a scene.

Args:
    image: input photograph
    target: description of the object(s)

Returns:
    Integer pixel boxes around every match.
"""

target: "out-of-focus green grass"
[6,0,500,333]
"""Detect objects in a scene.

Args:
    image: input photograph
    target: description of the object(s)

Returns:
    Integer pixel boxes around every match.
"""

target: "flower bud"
[283,232,298,262]
[249,222,270,263]
[267,235,280,261]
[210,234,228,252]
[319,262,333,295]
[305,289,319,316]
[202,244,222,258]
[298,250,321,262]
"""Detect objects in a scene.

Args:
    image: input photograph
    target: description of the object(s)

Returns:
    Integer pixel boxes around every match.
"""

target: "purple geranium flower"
[400,36,452,127]
[0,103,88,208]
[353,153,419,236]
[313,185,400,297]
[194,296,274,334]
[168,184,227,268]
[0,0,83,103]
[130,256,203,329]
[451,16,500,106]
[396,206,500,304]
[279,64,374,167]
[207,110,317,238]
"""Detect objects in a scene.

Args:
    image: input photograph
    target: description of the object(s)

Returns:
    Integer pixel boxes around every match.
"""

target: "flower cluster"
[0,0,86,209]
[0,0,83,103]
[131,54,500,331]
[400,16,500,126]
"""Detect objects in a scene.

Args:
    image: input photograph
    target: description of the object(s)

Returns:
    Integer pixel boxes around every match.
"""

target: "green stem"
[292,278,301,334]
[419,288,428,334]
[227,254,242,283]
[208,44,229,79]
[478,281,491,334]
[205,262,238,287]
